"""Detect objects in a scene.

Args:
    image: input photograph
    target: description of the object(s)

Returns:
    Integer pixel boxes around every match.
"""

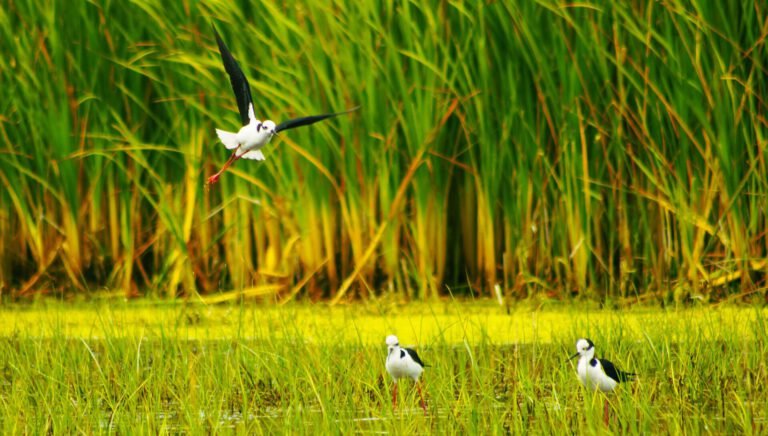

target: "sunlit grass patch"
[0,301,767,433]
[2,301,765,344]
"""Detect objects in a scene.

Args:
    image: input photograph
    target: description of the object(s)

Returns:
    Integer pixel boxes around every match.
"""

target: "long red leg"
[392,382,398,409]
[603,399,609,426]
[207,152,238,184]
[417,381,427,415]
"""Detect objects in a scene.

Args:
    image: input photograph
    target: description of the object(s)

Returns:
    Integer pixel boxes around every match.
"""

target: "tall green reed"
[0,0,765,300]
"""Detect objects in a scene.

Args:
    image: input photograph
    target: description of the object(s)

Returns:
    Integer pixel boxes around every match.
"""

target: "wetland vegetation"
[1,0,766,302]
[0,303,766,433]
[1,0,767,433]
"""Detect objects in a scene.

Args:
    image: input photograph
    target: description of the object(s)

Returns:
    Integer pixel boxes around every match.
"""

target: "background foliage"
[1,0,766,301]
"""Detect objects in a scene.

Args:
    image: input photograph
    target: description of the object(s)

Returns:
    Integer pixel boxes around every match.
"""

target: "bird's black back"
[599,358,635,383]
[275,106,360,133]
[213,26,254,126]
[404,347,426,368]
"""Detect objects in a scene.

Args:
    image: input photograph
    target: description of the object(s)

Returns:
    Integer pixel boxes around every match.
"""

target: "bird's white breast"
[386,357,406,379]
[236,121,273,153]
[578,358,618,392]
[386,351,423,381]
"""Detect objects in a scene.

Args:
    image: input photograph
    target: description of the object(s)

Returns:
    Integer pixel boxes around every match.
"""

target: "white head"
[569,338,595,361]
[259,120,277,136]
[386,335,399,354]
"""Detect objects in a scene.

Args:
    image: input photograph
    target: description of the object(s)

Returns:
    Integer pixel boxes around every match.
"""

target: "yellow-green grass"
[1,0,766,301]
[1,301,766,433]
[2,300,764,344]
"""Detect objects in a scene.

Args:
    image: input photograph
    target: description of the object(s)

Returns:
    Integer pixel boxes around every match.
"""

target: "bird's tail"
[215,129,239,150]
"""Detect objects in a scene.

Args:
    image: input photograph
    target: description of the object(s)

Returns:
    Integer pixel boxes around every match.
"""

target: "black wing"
[600,358,635,383]
[404,348,426,369]
[213,26,254,126]
[275,106,360,133]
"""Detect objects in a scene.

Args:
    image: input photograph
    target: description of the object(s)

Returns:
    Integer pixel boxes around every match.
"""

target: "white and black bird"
[385,335,427,414]
[568,338,636,392]
[207,26,359,184]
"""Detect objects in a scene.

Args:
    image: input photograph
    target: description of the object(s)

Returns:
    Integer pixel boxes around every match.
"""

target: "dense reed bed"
[0,303,766,433]
[1,0,766,300]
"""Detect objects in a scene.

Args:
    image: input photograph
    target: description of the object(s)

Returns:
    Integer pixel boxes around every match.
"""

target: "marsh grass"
[1,0,766,301]
[0,302,766,433]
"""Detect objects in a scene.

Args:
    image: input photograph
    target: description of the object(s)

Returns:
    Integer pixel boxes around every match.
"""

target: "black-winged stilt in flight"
[207,26,359,184]
[385,335,428,414]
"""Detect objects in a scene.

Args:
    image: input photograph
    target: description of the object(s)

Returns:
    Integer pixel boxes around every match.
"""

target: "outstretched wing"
[275,106,360,133]
[600,358,635,383]
[213,26,254,126]
[404,347,426,369]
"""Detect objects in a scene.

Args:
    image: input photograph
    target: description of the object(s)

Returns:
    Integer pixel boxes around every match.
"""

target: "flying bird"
[207,26,359,184]
[385,335,428,414]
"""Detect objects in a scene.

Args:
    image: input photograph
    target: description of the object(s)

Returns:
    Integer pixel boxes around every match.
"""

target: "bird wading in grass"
[385,335,428,414]
[207,26,359,185]
[568,338,636,423]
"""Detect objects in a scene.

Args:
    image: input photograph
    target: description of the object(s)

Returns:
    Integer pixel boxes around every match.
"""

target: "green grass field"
[1,302,766,433]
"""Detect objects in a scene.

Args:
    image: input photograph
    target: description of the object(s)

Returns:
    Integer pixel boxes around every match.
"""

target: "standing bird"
[207,26,359,184]
[569,338,636,424]
[385,335,428,414]
[568,338,636,392]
